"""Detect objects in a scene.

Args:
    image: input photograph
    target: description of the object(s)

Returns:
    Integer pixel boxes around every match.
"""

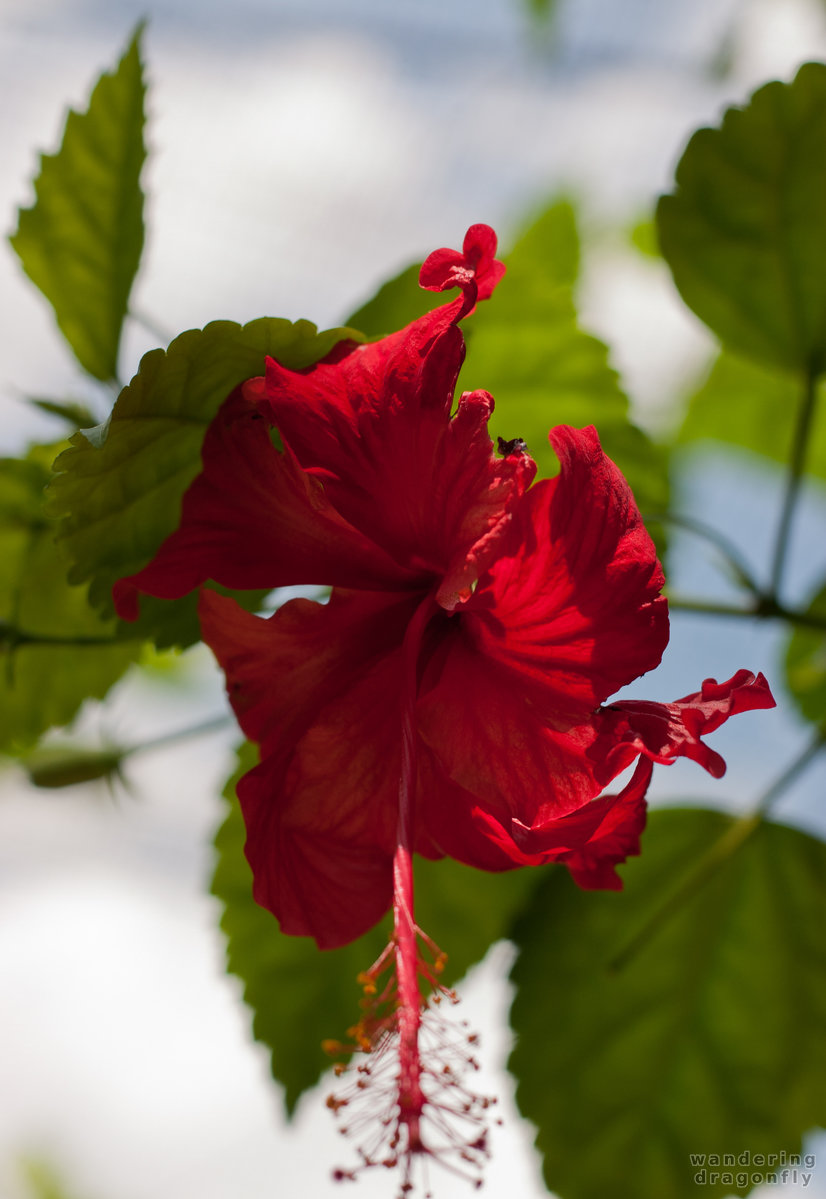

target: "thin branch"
[769,366,819,597]
[751,729,826,815]
[643,510,761,596]
[122,714,233,758]
[129,306,174,346]
[667,594,826,632]
[666,596,757,620]
[0,622,120,650]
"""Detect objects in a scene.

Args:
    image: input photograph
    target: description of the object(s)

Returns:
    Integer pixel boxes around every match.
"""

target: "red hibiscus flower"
[113,223,774,1192]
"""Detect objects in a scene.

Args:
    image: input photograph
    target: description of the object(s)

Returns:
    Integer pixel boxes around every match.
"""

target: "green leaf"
[47,318,360,647]
[628,216,660,259]
[504,196,580,288]
[0,450,140,752]
[460,201,670,531]
[785,580,826,728]
[212,745,540,1114]
[509,809,826,1199]
[658,62,826,374]
[10,26,147,382]
[679,349,826,481]
[27,398,98,429]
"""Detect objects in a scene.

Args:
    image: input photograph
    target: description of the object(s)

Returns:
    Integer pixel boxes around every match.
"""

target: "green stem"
[0,622,120,650]
[122,714,233,758]
[667,594,826,632]
[608,731,826,974]
[769,367,818,598]
[130,307,174,346]
[751,728,826,815]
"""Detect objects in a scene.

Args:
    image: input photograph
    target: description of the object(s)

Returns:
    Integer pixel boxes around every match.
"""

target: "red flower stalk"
[113,223,774,1192]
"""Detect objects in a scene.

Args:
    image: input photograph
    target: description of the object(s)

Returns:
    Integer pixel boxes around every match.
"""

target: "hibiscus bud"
[22,743,125,791]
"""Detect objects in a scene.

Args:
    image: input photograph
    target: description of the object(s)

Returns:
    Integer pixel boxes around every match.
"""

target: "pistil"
[326,592,494,1196]
[391,593,440,1153]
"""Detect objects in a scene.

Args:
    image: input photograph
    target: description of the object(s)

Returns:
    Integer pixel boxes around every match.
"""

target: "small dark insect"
[497,435,529,457]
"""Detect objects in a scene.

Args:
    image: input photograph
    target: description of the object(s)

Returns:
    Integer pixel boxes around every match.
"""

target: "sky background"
[1,0,825,1197]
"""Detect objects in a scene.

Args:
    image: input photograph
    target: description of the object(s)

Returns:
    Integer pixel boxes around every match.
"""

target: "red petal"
[417,620,604,828]
[598,670,776,779]
[419,748,651,890]
[201,588,421,948]
[113,387,414,621]
[250,318,534,603]
[419,223,506,302]
[236,755,394,949]
[418,424,668,827]
[462,224,507,300]
[417,247,467,293]
[463,424,668,708]
[524,757,652,889]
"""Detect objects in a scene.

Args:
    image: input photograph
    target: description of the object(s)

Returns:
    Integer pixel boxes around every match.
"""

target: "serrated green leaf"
[785,581,826,728]
[47,318,360,646]
[212,744,541,1114]
[679,349,826,480]
[10,25,146,382]
[658,62,826,374]
[459,202,670,532]
[0,451,140,752]
[509,809,826,1199]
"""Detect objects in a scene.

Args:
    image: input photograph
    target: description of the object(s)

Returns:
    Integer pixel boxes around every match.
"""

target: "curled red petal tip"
[419,223,506,317]
[601,670,777,780]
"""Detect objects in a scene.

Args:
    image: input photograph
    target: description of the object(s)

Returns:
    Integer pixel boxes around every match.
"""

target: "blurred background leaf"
[0,448,140,752]
[679,350,826,480]
[628,216,660,259]
[510,808,826,1199]
[784,580,826,729]
[9,25,146,383]
[658,63,826,375]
